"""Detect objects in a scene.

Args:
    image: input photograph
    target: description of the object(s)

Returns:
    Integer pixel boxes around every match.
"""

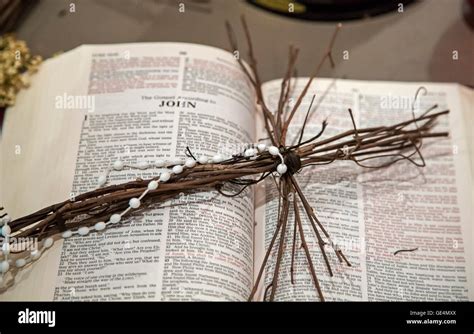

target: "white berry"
[31,249,41,260]
[62,230,73,239]
[257,143,267,152]
[172,165,183,174]
[212,154,223,163]
[98,174,107,187]
[43,237,54,248]
[160,172,171,182]
[113,160,124,171]
[155,159,166,168]
[2,225,11,237]
[198,156,208,164]
[109,214,121,224]
[2,243,10,255]
[15,258,26,268]
[277,164,288,175]
[148,180,159,190]
[269,146,280,156]
[185,158,196,168]
[0,260,9,273]
[129,198,141,209]
[244,148,256,157]
[78,226,90,236]
[94,222,106,231]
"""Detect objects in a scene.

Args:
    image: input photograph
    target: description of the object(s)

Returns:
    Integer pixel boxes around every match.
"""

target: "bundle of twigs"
[0,17,449,300]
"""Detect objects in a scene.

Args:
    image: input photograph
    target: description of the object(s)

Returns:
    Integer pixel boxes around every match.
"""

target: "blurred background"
[1,0,473,85]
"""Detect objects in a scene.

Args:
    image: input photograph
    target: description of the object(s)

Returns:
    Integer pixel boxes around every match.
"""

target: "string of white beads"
[78,226,89,236]
[1,224,11,237]
[109,214,121,224]
[0,219,10,275]
[277,164,288,175]
[2,243,10,255]
[148,180,159,190]
[62,230,73,238]
[159,172,171,182]
[0,145,290,282]
[268,146,287,175]
[129,198,141,209]
[185,158,196,168]
[89,154,204,255]
[244,148,256,157]
[268,146,280,156]
[97,174,107,187]
[257,143,267,152]
[43,238,54,249]
[212,154,223,163]
[95,222,106,231]
[113,160,124,171]
[172,165,183,174]
[15,258,26,268]
[30,249,41,261]
[0,261,9,273]
[155,159,166,168]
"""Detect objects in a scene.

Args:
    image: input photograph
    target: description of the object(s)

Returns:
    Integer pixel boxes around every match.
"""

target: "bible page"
[1,42,257,301]
[254,78,473,301]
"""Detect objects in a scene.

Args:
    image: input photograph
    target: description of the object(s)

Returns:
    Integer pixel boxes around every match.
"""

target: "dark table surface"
[11,0,474,86]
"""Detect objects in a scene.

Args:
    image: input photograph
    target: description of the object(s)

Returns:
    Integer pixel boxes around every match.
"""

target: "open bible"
[1,42,473,301]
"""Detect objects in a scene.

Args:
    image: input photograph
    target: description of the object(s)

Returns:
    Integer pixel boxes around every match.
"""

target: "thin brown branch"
[282,23,342,143]
[292,187,325,301]
[269,178,291,301]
